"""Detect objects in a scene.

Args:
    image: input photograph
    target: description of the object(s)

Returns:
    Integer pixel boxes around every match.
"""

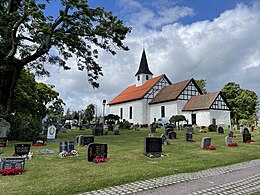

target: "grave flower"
[228,142,238,147]
[0,144,4,147]
[0,168,22,176]
[59,150,79,158]
[203,146,216,150]
[93,157,109,163]
[246,140,255,143]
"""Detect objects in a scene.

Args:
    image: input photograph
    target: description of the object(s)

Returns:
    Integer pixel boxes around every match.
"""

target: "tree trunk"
[0,62,23,118]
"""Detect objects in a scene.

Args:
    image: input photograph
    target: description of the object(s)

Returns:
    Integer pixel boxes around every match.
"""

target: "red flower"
[93,157,109,163]
[66,152,73,156]
[203,146,216,150]
[172,138,178,140]
[33,143,44,146]
[0,168,22,176]
[246,140,255,143]
[228,142,238,147]
[189,140,196,142]
[0,144,4,147]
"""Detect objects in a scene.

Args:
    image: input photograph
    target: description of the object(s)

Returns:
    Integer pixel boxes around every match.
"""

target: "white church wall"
[149,101,178,124]
[108,100,145,124]
[210,110,231,126]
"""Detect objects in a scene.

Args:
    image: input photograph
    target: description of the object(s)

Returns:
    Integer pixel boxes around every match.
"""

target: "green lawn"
[1,128,260,195]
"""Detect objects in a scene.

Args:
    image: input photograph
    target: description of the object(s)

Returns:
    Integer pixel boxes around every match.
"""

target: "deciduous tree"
[0,0,131,118]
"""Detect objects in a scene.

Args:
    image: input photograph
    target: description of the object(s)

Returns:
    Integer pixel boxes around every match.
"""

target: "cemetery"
[0,125,260,194]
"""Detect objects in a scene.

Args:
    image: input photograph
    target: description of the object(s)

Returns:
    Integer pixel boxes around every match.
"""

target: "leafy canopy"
[0,0,131,87]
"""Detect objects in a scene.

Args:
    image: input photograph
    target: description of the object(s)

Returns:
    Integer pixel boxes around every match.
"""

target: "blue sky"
[38,0,260,114]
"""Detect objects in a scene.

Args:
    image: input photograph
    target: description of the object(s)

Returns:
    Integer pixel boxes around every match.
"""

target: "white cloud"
[38,2,260,113]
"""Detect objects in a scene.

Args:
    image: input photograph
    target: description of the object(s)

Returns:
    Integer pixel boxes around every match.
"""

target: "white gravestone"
[47,125,56,140]
[225,136,233,146]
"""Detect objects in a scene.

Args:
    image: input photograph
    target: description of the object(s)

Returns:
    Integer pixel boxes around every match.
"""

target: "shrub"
[208,124,217,132]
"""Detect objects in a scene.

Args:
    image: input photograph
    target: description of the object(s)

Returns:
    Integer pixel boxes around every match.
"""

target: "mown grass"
[1,127,260,195]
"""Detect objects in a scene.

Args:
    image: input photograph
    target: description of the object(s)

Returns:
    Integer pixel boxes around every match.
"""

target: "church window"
[161,106,165,118]
[137,76,140,81]
[120,108,123,119]
[146,75,149,80]
[129,106,132,119]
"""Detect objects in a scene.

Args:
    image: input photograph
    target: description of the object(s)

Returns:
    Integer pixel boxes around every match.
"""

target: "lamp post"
[102,100,106,129]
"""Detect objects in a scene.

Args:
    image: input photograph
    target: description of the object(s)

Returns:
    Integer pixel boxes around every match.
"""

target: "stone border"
[79,159,260,195]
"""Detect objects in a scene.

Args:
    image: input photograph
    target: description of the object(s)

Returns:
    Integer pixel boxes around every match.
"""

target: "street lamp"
[102,100,106,129]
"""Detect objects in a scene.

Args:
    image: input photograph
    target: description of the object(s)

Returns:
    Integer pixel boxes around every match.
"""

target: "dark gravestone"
[144,137,162,157]
[68,141,74,152]
[243,128,250,135]
[59,141,68,153]
[88,143,108,162]
[151,126,156,133]
[229,131,234,138]
[92,125,104,136]
[217,127,224,134]
[77,135,94,146]
[1,157,26,173]
[160,134,168,145]
[15,144,31,156]
[186,127,194,134]
[243,133,251,143]
[186,132,193,141]
[168,131,177,139]
[201,137,211,148]
[0,137,8,147]
[165,128,173,136]
[114,130,120,135]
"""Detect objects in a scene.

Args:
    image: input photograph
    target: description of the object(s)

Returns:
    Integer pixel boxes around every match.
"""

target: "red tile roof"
[108,75,163,105]
[149,79,191,104]
[182,92,220,111]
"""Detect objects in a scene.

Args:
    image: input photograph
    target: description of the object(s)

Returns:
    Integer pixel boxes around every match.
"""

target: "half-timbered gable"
[210,93,229,110]
[177,79,203,100]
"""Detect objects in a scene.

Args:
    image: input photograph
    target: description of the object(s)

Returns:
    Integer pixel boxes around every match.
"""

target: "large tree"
[221,82,258,125]
[0,0,131,118]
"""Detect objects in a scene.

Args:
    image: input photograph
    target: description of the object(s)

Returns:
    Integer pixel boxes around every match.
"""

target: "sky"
[37,0,260,115]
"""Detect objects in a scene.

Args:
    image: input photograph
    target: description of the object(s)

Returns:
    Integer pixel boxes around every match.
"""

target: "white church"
[108,50,231,127]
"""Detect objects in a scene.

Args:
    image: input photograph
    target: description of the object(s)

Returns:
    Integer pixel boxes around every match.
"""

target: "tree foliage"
[83,104,95,124]
[195,79,207,94]
[8,69,64,140]
[221,82,258,125]
[0,0,131,117]
[169,115,187,130]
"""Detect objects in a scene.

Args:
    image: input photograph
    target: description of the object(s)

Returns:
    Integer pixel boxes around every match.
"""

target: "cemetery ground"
[1,127,260,195]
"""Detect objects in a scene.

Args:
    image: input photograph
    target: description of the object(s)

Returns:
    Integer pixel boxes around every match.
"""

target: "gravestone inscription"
[217,126,224,134]
[1,157,26,173]
[186,132,192,141]
[243,133,251,143]
[88,143,108,162]
[144,137,162,157]
[47,125,56,140]
[59,141,68,153]
[15,144,31,156]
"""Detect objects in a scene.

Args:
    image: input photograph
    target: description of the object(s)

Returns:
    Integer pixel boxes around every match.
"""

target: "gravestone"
[186,132,193,141]
[47,125,56,140]
[168,131,177,139]
[39,149,55,154]
[186,127,194,134]
[201,137,211,148]
[229,131,234,138]
[217,126,224,134]
[243,133,251,143]
[0,118,10,137]
[165,128,172,136]
[92,124,104,136]
[0,137,8,147]
[88,143,108,162]
[150,123,157,133]
[160,134,168,145]
[68,141,74,152]
[77,135,94,146]
[59,141,68,153]
[71,125,77,130]
[225,136,233,146]
[144,137,162,157]
[1,157,26,173]
[243,128,249,135]
[14,144,31,156]
[60,127,66,133]
[114,130,120,135]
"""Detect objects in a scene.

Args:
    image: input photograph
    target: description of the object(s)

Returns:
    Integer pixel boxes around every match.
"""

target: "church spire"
[135,49,153,76]
[135,49,153,87]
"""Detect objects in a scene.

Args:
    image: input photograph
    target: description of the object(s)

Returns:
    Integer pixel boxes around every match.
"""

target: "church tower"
[135,49,153,87]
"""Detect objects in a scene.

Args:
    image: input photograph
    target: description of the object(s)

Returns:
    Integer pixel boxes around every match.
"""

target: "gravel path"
[80,159,260,195]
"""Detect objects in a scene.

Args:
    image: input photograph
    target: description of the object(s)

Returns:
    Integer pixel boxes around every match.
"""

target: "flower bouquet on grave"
[246,140,255,143]
[33,140,44,147]
[203,146,216,150]
[0,168,22,176]
[189,140,196,142]
[171,138,178,140]
[0,144,4,147]
[59,150,79,158]
[228,142,238,147]
[93,157,109,163]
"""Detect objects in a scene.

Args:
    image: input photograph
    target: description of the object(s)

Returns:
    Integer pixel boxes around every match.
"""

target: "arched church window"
[129,106,132,119]
[137,76,140,81]
[146,75,149,80]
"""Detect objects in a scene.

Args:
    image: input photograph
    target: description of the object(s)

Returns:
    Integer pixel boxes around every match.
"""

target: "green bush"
[208,124,217,132]
[8,113,40,141]
[123,120,131,130]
